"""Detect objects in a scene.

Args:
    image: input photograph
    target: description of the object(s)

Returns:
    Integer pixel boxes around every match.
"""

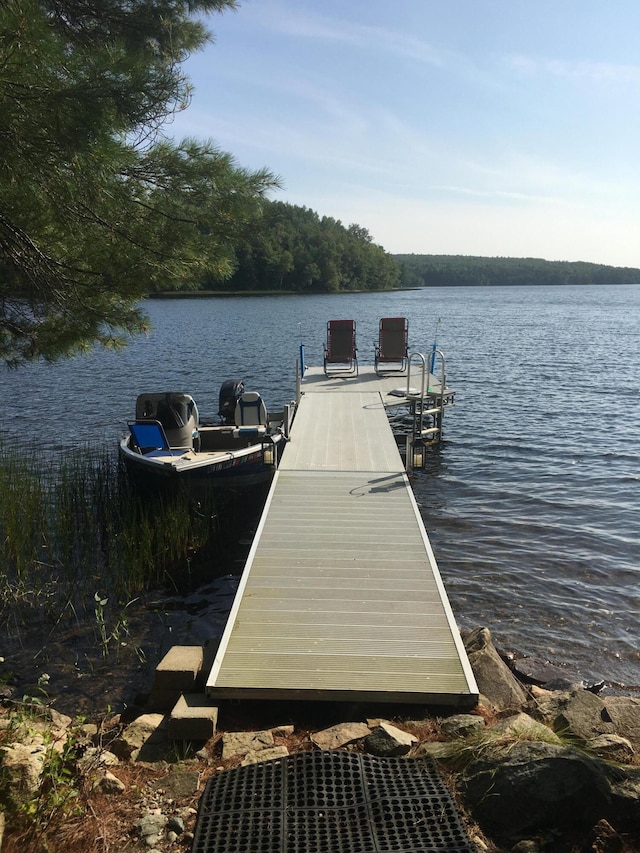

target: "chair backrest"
[129,421,170,453]
[326,319,356,363]
[378,317,408,359]
[235,391,268,427]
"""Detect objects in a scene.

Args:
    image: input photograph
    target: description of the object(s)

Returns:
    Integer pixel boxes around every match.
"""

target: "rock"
[48,708,73,729]
[600,762,640,828]
[78,746,120,771]
[602,697,640,752]
[543,677,583,692]
[413,741,461,761]
[365,722,417,756]
[150,769,200,799]
[240,745,289,766]
[459,741,611,839]
[488,712,561,744]
[509,656,579,687]
[440,714,485,738]
[94,770,125,794]
[527,688,569,724]
[167,815,185,834]
[463,627,528,711]
[588,734,635,762]
[588,818,626,853]
[0,740,47,795]
[311,722,370,750]
[461,740,639,842]
[222,730,274,761]
[135,813,167,845]
[271,724,295,738]
[552,689,614,743]
[111,713,170,762]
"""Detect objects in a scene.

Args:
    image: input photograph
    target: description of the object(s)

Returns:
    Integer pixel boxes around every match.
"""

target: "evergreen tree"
[0,0,278,363]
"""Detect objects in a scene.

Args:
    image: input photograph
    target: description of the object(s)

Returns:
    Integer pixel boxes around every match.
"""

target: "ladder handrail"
[406,351,427,400]
[405,349,447,472]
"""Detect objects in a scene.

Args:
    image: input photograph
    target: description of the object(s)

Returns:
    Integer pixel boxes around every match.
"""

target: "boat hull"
[119,430,286,490]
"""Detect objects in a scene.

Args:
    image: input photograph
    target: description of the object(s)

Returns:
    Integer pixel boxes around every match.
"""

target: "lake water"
[2,284,639,694]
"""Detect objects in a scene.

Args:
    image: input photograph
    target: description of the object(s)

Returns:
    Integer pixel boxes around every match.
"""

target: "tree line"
[195,201,401,293]
[396,255,640,288]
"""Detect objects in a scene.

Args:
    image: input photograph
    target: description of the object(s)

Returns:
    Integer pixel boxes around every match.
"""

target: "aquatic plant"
[0,437,220,630]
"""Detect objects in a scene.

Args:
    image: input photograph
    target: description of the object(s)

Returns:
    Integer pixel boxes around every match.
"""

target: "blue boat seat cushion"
[129,421,189,456]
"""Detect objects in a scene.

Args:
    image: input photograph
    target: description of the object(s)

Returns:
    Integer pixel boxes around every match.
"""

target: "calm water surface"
[2,285,639,693]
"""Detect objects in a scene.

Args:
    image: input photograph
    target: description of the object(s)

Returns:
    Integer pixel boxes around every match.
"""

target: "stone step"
[147,645,205,713]
[168,693,219,742]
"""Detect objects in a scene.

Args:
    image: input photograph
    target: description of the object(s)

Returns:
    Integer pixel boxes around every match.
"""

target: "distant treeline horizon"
[156,201,640,295]
[395,253,640,288]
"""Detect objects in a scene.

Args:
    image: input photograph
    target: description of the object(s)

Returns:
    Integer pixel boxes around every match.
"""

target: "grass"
[0,437,224,640]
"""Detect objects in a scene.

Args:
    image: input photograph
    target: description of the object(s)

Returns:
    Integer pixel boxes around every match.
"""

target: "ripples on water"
[2,284,639,691]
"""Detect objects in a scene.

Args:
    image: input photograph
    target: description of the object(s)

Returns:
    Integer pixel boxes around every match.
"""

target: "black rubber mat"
[192,750,475,852]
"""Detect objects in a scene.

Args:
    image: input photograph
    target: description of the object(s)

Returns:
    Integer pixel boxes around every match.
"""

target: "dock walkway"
[206,366,478,706]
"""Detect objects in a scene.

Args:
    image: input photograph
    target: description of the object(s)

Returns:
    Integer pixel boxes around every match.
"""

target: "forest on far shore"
[186,201,640,293]
[148,200,640,296]
[396,253,640,288]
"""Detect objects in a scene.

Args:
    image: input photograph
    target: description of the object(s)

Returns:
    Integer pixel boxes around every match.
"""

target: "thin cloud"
[263,8,448,67]
[507,54,640,86]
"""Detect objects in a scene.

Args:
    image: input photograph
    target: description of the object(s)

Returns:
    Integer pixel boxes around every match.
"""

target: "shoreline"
[1,626,639,852]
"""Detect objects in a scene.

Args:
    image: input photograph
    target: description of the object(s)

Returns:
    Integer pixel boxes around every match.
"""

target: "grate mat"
[192,750,475,853]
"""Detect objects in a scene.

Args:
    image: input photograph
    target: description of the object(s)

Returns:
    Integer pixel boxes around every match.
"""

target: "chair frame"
[374,317,408,375]
[323,319,358,376]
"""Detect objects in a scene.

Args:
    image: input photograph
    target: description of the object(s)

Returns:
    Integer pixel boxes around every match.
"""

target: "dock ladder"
[405,349,449,471]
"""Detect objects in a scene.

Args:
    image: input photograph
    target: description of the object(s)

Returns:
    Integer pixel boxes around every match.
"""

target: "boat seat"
[128,421,189,457]
[233,391,268,437]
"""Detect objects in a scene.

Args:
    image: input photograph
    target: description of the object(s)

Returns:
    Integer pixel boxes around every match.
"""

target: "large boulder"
[463,627,528,711]
[459,740,639,844]
[603,697,640,753]
[552,689,614,743]
[488,711,561,744]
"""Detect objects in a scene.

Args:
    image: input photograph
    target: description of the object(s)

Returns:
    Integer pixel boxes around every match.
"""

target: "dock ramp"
[206,378,477,706]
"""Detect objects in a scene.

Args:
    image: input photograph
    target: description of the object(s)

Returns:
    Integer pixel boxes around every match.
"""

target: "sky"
[167,0,640,267]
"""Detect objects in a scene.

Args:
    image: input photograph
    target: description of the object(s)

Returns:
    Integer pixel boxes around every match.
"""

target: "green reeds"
[0,436,218,629]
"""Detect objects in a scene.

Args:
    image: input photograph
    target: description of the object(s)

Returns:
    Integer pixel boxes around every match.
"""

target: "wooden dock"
[206,365,478,706]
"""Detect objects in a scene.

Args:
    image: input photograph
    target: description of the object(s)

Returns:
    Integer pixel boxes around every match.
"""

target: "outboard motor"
[135,392,198,449]
[218,379,245,425]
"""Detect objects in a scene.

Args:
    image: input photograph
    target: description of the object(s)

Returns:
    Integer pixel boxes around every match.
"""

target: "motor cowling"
[218,379,245,425]
[135,392,198,448]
